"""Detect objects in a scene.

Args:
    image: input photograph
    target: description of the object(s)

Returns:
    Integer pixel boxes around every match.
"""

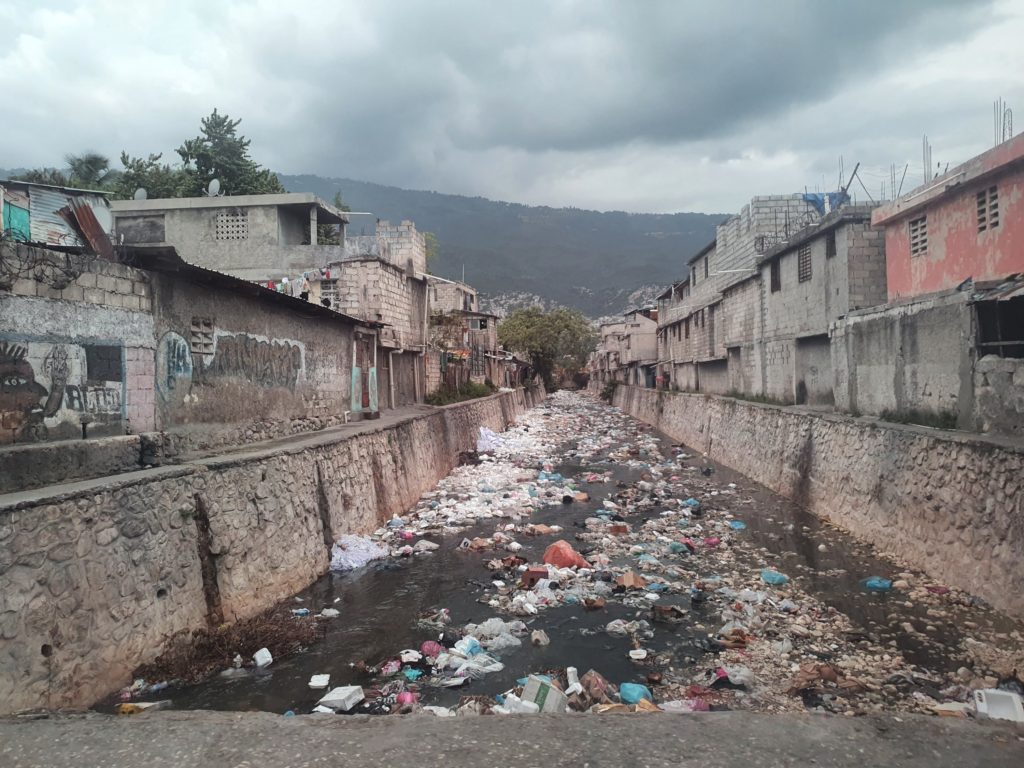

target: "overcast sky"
[1,0,1022,213]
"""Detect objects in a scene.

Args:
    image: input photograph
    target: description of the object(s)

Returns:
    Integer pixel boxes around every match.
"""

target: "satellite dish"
[207,178,221,197]
[133,187,148,201]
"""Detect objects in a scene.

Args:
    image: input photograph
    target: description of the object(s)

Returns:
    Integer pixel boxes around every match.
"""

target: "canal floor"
[100,391,1024,717]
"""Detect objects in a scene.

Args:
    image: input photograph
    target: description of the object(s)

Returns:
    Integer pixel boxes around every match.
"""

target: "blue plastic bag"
[728,520,747,530]
[619,683,653,704]
[862,576,893,592]
[760,568,789,586]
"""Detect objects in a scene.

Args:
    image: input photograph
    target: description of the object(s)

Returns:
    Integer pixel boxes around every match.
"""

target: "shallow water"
[97,402,1020,714]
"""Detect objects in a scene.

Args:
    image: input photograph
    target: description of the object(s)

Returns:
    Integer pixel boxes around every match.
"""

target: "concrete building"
[621,308,658,387]
[428,276,478,313]
[829,135,1024,435]
[0,241,378,460]
[590,321,626,386]
[655,193,828,393]
[755,205,887,404]
[873,131,1024,301]
[111,193,350,283]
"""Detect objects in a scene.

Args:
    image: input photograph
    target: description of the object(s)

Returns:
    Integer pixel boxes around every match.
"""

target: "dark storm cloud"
[0,0,1017,212]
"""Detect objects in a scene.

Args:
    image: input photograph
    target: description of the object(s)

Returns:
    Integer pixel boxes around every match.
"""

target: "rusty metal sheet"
[67,198,114,259]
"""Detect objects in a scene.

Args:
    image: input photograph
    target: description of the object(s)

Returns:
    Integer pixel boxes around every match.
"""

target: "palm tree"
[65,152,118,189]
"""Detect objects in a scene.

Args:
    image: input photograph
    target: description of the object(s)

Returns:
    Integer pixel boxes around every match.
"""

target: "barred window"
[909,216,928,257]
[977,186,999,232]
[798,244,812,283]
[189,317,214,356]
[215,212,249,240]
[320,279,339,306]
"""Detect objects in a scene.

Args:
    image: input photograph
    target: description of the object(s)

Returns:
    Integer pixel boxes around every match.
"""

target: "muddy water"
[99,412,1019,714]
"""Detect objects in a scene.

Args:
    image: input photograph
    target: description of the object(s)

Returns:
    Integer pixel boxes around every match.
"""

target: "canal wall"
[0,385,545,713]
[613,385,1024,618]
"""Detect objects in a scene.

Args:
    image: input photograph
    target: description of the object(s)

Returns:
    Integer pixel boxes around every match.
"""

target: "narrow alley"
[109,391,1024,718]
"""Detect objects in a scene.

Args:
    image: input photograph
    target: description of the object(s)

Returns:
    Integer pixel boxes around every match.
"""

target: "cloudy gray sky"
[1,0,1022,213]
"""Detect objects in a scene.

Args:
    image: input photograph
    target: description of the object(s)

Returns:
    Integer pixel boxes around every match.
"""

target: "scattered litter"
[253,648,273,668]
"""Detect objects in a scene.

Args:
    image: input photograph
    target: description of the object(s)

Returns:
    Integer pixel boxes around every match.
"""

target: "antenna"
[206,178,221,197]
[994,98,1013,146]
[922,135,933,184]
[133,187,147,201]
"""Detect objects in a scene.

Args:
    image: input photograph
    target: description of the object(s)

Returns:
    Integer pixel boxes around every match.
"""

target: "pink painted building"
[873,132,1024,301]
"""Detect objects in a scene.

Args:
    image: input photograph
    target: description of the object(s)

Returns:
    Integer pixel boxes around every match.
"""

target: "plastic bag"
[619,683,653,704]
[477,427,504,452]
[330,535,389,572]
[760,568,789,586]
[861,576,893,592]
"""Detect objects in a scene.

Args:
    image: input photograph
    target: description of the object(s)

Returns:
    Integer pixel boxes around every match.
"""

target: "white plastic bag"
[330,535,389,572]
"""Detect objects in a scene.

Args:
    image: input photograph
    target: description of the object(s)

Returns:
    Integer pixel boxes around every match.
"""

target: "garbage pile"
[243,392,1024,720]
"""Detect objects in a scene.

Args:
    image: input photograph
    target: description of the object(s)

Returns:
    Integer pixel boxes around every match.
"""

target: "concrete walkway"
[1,712,1021,768]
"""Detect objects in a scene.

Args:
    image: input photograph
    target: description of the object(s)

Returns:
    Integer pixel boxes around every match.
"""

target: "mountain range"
[279,175,724,317]
[2,166,724,317]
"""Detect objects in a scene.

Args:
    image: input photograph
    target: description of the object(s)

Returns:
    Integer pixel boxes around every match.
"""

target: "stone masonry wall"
[613,385,1024,618]
[0,385,545,713]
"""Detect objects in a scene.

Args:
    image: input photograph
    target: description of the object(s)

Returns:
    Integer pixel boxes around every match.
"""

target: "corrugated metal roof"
[29,186,86,247]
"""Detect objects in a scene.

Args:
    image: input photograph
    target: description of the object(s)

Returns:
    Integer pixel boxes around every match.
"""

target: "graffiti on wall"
[155,328,305,404]
[155,332,193,401]
[0,339,124,444]
[206,332,304,390]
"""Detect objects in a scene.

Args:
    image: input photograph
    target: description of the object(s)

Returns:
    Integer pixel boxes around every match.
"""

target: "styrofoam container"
[318,685,365,712]
[253,648,273,668]
[974,689,1024,722]
[308,674,330,689]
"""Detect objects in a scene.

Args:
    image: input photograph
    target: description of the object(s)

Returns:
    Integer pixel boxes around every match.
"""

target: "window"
[320,279,339,306]
[704,257,709,279]
[691,266,697,286]
[976,298,1024,358]
[189,318,214,356]
[977,186,999,232]
[684,319,690,339]
[770,260,781,293]
[797,244,812,283]
[85,345,122,382]
[909,216,928,257]
[215,212,249,241]
[825,231,836,258]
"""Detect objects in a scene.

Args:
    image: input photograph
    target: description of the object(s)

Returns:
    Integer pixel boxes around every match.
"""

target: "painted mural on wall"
[156,328,305,404]
[0,339,124,444]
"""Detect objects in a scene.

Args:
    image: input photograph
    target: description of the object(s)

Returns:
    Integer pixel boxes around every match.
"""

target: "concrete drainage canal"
[99,391,1024,718]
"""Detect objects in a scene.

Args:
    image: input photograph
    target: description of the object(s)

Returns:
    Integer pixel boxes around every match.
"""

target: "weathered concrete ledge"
[613,385,1024,618]
[1,710,1021,768]
[0,386,545,713]
[0,436,144,495]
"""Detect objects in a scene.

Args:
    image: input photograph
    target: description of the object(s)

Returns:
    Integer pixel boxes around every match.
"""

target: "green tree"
[65,152,118,188]
[176,109,284,196]
[112,152,192,200]
[498,307,596,389]
[14,151,118,190]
